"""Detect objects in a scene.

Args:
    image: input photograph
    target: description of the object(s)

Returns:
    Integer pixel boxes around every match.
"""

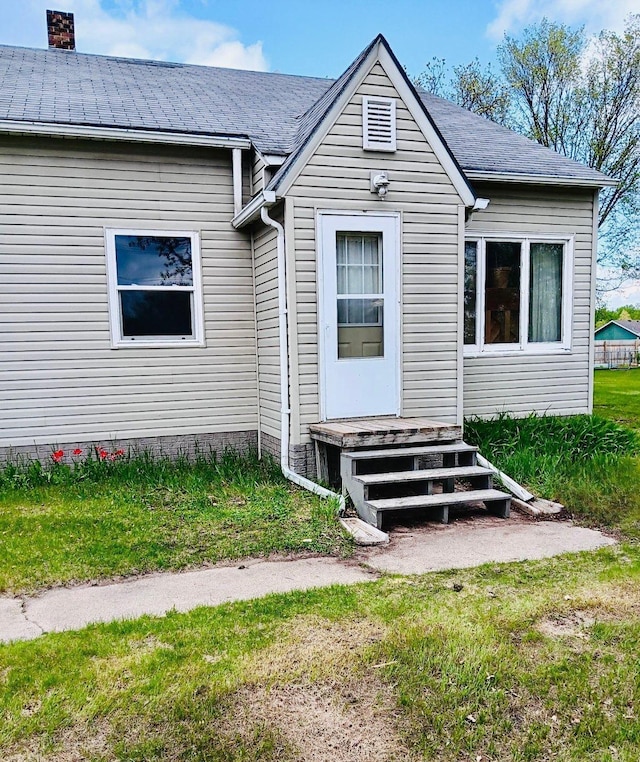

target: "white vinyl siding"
[0,136,257,447]
[251,151,267,196]
[464,184,595,417]
[253,219,282,443]
[286,61,465,445]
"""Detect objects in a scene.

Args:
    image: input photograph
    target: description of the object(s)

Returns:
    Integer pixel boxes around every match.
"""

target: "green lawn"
[594,368,640,431]
[1,546,639,761]
[1,376,640,759]
[0,452,350,595]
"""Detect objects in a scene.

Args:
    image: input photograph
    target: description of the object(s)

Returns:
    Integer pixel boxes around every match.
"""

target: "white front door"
[319,212,400,420]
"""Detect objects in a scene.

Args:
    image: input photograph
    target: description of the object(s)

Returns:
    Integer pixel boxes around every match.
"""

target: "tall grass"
[0,448,282,491]
[465,413,640,536]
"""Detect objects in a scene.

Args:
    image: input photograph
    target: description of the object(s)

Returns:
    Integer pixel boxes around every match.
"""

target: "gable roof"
[0,41,614,187]
[595,320,640,339]
[267,35,475,205]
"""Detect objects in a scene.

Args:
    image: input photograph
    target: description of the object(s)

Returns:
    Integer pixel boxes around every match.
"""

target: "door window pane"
[464,241,477,344]
[336,233,384,359]
[336,233,382,295]
[529,243,563,342]
[337,298,384,358]
[485,241,521,344]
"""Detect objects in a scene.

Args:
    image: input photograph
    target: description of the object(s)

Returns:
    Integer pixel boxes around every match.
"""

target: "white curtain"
[529,243,563,342]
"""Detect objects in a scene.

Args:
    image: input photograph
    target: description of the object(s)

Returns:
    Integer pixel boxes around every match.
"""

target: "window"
[105,229,203,347]
[336,232,384,358]
[362,97,396,152]
[464,235,571,354]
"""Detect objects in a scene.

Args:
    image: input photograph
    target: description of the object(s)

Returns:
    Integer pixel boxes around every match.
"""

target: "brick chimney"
[47,10,75,51]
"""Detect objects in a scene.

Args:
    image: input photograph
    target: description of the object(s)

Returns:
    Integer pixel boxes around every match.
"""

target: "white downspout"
[260,206,345,513]
[232,148,243,216]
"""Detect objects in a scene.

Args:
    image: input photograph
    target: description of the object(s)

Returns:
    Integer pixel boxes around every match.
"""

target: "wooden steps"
[353,465,493,486]
[368,489,511,525]
[342,442,478,461]
[309,417,462,449]
[338,438,511,530]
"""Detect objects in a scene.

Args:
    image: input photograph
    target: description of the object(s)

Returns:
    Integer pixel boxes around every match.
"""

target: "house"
[594,320,640,367]
[0,13,615,524]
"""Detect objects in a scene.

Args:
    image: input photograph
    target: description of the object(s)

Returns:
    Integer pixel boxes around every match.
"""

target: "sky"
[5,0,636,77]
[2,0,638,306]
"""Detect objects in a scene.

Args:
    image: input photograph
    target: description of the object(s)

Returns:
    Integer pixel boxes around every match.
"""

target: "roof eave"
[466,170,617,188]
[231,190,277,229]
[0,119,252,150]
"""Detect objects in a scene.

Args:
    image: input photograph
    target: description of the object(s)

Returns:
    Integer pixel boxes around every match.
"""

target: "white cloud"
[11,0,268,71]
[487,0,638,41]
[598,266,640,308]
[606,281,640,309]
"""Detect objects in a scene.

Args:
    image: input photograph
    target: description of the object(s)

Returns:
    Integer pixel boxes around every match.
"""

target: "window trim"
[463,232,574,357]
[105,228,205,349]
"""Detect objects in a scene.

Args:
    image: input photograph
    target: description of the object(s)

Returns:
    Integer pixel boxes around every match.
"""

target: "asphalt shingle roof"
[0,43,611,185]
[610,320,640,337]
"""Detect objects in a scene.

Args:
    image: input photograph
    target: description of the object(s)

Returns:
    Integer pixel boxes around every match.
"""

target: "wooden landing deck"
[309,417,462,449]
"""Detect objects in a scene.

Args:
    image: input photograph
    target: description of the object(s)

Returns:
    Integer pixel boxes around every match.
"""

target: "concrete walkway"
[0,518,616,643]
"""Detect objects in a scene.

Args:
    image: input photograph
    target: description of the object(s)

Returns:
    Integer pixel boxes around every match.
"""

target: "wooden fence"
[594,339,640,368]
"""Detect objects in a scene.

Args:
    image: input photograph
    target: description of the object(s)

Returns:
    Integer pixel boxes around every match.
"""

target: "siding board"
[287,61,464,442]
[253,221,282,444]
[0,136,258,447]
[463,183,595,417]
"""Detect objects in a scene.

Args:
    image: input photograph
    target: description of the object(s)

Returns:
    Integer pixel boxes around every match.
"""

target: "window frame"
[463,232,574,357]
[105,228,205,349]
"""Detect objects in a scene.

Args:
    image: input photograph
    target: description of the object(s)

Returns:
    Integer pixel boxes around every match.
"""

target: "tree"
[452,59,511,124]
[498,20,585,156]
[498,16,640,275]
[415,57,511,125]
[413,15,640,288]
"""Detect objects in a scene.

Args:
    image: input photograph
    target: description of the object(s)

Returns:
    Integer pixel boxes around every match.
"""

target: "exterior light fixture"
[370,171,390,199]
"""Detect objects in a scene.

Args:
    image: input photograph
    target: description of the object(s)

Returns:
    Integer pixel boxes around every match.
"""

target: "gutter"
[466,169,617,188]
[259,206,346,513]
[0,119,251,150]
[232,191,276,229]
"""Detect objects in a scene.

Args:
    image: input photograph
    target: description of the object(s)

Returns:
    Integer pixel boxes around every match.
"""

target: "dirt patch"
[228,616,415,761]
[247,616,388,683]
[4,721,114,762]
[537,610,596,639]
[228,679,417,762]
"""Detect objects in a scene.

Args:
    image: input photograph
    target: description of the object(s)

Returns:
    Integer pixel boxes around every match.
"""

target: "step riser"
[350,451,478,477]
[365,475,493,502]
[367,498,510,529]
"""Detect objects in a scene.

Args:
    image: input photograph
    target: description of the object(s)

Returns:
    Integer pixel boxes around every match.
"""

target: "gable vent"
[362,96,396,152]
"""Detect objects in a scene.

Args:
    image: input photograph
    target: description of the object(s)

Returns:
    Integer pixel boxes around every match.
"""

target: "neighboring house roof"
[0,42,613,187]
[595,320,640,339]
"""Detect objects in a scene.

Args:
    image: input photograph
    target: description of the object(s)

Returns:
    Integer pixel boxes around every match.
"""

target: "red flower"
[114,449,125,457]
[97,448,108,460]
[52,450,64,462]
[72,448,83,456]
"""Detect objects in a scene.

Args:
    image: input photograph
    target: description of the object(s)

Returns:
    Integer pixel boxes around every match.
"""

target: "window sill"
[111,339,206,349]
[464,346,572,359]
